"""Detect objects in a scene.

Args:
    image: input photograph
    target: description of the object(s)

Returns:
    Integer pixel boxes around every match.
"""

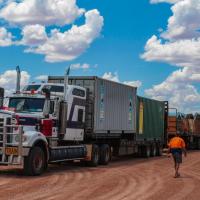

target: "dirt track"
[0,151,200,200]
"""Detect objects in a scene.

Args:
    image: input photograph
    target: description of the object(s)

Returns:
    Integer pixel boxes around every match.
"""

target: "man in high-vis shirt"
[168,133,187,178]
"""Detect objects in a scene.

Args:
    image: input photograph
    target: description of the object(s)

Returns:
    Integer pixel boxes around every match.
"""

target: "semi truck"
[0,71,166,176]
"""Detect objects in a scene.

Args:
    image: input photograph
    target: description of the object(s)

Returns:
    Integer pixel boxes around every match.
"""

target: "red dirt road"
[0,151,200,200]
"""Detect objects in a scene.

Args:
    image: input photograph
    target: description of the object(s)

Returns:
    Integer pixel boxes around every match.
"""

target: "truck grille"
[0,117,11,147]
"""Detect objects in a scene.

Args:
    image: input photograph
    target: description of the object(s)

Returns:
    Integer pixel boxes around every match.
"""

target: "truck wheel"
[89,144,100,167]
[197,139,200,150]
[143,146,151,158]
[156,145,163,156]
[24,146,45,176]
[99,144,110,165]
[150,145,157,157]
[137,146,143,157]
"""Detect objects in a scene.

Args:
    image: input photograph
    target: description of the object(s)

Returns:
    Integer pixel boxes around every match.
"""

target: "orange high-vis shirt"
[168,137,186,149]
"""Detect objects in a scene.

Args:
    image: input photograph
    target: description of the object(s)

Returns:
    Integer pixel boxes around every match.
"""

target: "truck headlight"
[15,135,27,143]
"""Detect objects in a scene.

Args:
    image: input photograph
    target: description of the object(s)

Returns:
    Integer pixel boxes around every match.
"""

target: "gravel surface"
[0,151,200,200]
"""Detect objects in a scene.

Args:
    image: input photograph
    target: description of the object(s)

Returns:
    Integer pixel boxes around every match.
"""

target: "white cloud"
[161,0,200,40]
[102,72,142,88]
[71,63,90,70]
[0,0,85,26]
[141,35,200,68]
[35,75,48,81]
[150,0,181,3]
[142,0,200,112]
[145,73,200,113]
[0,27,12,46]
[102,72,119,82]
[0,70,30,95]
[0,2,104,63]
[124,81,142,88]
[21,24,47,46]
[25,9,104,62]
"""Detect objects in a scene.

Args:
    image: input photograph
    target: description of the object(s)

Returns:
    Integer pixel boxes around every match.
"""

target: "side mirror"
[42,88,51,99]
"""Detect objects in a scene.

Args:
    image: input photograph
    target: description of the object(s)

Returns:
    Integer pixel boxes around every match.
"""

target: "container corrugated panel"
[94,78,137,133]
[136,96,165,141]
[167,116,177,134]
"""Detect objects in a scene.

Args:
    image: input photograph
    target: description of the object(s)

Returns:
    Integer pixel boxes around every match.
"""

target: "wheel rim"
[147,147,150,157]
[153,146,156,156]
[34,153,43,170]
[94,149,99,163]
[105,148,110,162]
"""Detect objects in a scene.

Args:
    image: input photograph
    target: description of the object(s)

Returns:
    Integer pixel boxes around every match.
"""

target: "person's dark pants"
[172,152,182,164]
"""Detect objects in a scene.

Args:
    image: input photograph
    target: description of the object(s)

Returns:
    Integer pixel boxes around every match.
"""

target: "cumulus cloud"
[161,0,200,40]
[150,0,181,3]
[24,9,104,62]
[21,24,47,46]
[102,72,119,82]
[102,72,142,88]
[0,1,104,63]
[71,63,90,70]
[0,70,30,95]
[0,0,85,26]
[142,0,200,112]
[124,81,142,88]
[0,27,12,46]
[145,71,200,112]
[141,35,200,68]
[35,75,48,81]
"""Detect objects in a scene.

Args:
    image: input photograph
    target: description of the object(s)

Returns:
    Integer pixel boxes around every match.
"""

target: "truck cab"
[0,84,87,175]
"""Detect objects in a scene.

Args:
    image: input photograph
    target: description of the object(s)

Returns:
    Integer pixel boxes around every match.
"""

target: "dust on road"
[0,151,200,200]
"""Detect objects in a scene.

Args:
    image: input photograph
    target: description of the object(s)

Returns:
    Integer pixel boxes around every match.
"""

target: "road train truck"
[0,73,165,175]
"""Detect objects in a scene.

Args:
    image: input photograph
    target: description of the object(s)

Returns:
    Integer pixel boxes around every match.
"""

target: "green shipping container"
[136,96,165,142]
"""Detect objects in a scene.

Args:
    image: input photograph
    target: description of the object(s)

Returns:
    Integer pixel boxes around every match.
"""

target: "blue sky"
[0,0,171,93]
[0,0,200,112]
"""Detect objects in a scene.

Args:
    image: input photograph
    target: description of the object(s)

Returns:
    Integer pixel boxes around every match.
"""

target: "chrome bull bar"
[0,125,23,165]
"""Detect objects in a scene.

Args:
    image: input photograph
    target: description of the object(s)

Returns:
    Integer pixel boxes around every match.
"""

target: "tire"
[197,139,200,150]
[143,145,151,158]
[88,144,100,167]
[99,144,110,165]
[23,146,45,176]
[137,146,143,157]
[150,144,157,157]
[156,145,163,156]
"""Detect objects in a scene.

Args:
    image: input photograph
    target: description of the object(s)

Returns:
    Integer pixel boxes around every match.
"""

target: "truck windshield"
[8,97,45,112]
[23,85,41,91]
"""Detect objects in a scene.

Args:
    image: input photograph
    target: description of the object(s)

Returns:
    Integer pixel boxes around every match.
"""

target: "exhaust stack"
[64,66,70,101]
[16,66,21,93]
[0,87,4,108]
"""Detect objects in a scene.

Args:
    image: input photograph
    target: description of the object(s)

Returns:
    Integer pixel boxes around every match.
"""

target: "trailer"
[136,96,166,157]
[166,111,200,149]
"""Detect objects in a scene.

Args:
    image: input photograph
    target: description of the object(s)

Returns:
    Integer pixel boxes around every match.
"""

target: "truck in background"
[167,110,200,149]
[0,70,166,176]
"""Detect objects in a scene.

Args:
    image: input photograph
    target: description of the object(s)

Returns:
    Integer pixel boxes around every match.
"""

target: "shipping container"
[49,76,137,137]
[136,96,165,142]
